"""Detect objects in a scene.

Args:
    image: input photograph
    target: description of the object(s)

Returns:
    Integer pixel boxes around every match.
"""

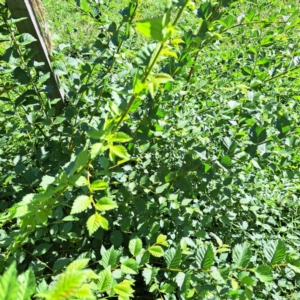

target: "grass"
[42,0,169,53]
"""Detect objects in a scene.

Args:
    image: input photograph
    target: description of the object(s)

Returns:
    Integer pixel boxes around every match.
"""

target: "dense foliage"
[1,0,300,299]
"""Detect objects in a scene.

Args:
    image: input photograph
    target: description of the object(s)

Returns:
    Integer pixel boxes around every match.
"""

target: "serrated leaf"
[73,150,89,173]
[17,268,36,300]
[165,246,182,269]
[264,240,286,265]
[66,259,90,272]
[70,195,92,214]
[74,283,94,299]
[98,267,112,292]
[156,234,168,246]
[109,145,130,160]
[136,251,150,266]
[196,244,214,270]
[87,213,108,235]
[113,280,134,297]
[129,238,143,256]
[254,265,273,282]
[148,246,164,257]
[90,180,108,191]
[95,197,118,211]
[100,247,120,268]
[221,155,232,167]
[0,262,18,300]
[233,243,251,268]
[121,259,138,274]
[46,271,86,299]
[106,132,132,143]
[142,268,159,285]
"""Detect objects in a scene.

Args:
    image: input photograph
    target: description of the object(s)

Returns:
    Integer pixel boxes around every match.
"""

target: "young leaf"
[66,259,90,272]
[129,238,143,256]
[165,246,182,269]
[156,234,168,247]
[232,243,251,268]
[98,267,112,293]
[73,283,94,299]
[254,265,273,282]
[87,213,108,235]
[95,197,118,211]
[121,259,138,274]
[106,132,132,143]
[90,180,108,191]
[148,246,164,257]
[196,244,214,270]
[46,271,86,299]
[70,195,92,214]
[109,145,130,160]
[17,268,36,300]
[264,240,286,265]
[153,73,174,84]
[113,280,134,297]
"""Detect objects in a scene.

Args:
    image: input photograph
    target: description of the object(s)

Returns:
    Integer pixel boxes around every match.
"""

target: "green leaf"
[66,259,90,272]
[106,132,132,143]
[100,247,120,268]
[113,280,134,297]
[142,268,159,285]
[0,262,18,300]
[73,150,89,173]
[165,246,182,269]
[233,243,251,268]
[109,145,130,160]
[18,33,37,45]
[220,155,232,167]
[70,195,92,214]
[90,180,108,191]
[196,244,214,270]
[17,268,36,300]
[87,213,108,235]
[153,73,174,84]
[90,143,103,160]
[121,259,138,274]
[254,265,273,282]
[156,234,168,246]
[98,267,112,293]
[73,284,94,299]
[46,271,86,300]
[148,246,164,257]
[95,197,118,211]
[129,238,143,256]
[136,17,164,41]
[264,240,286,265]
[136,251,150,266]
[155,183,170,194]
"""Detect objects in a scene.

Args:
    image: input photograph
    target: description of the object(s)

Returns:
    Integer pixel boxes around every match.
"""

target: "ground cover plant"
[1,0,300,299]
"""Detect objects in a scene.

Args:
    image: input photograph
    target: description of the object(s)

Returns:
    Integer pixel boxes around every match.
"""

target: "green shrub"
[1,0,300,299]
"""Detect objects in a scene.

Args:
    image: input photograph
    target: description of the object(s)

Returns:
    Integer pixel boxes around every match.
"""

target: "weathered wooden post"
[6,0,64,113]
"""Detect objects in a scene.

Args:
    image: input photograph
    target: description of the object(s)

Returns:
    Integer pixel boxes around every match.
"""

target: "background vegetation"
[1,0,300,299]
